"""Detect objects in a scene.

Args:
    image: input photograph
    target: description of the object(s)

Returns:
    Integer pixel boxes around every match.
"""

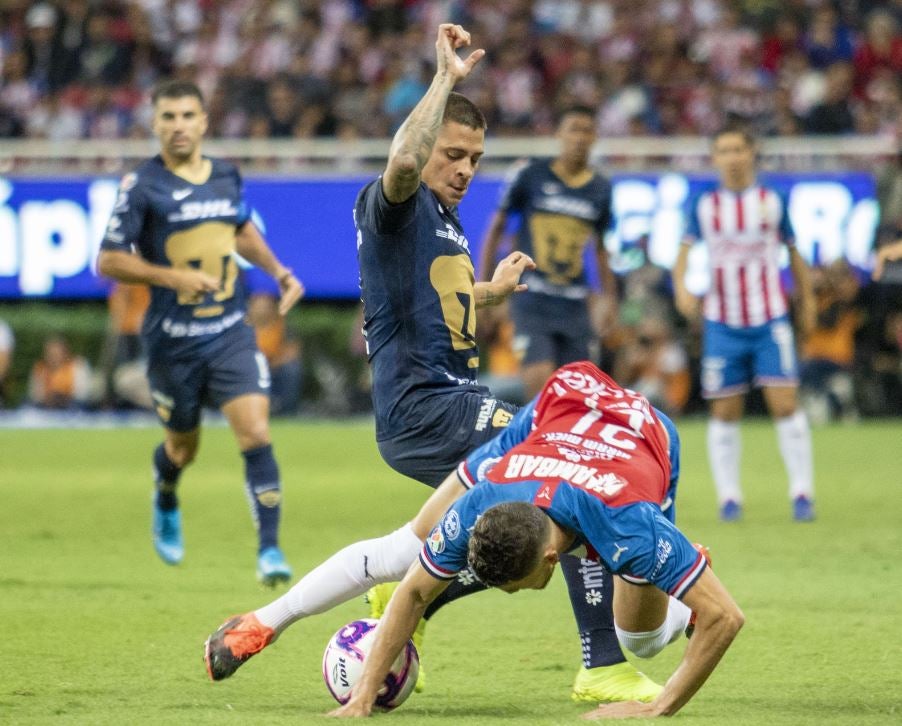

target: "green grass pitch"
[1,418,900,725]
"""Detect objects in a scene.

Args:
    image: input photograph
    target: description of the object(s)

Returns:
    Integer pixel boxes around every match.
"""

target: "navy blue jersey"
[100,155,251,356]
[355,179,489,440]
[500,159,612,300]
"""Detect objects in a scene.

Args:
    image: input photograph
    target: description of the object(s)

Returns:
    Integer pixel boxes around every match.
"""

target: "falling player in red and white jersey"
[673,126,817,523]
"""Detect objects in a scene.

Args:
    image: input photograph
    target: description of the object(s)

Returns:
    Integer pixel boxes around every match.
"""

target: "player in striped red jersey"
[673,126,817,523]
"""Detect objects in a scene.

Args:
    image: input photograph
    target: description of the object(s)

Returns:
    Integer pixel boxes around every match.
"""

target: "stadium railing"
[0,135,896,175]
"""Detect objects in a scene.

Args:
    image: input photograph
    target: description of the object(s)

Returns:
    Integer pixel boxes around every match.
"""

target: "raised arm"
[382,24,485,204]
[328,564,450,718]
[235,221,304,315]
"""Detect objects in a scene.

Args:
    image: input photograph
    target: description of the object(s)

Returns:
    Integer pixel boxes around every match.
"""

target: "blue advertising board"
[0,172,879,300]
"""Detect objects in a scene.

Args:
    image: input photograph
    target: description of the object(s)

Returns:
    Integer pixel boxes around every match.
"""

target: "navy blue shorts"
[510,293,591,366]
[378,391,520,487]
[146,322,270,432]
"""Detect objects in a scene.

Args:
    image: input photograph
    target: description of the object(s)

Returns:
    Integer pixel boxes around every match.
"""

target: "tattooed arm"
[382,24,485,204]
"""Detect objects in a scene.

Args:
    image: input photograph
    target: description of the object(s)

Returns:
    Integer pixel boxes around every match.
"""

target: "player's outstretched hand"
[872,239,902,280]
[276,270,304,315]
[491,251,536,297]
[582,700,660,720]
[172,268,219,298]
[435,23,485,85]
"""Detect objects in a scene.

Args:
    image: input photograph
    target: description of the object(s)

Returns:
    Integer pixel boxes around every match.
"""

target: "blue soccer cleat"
[792,495,815,522]
[152,503,184,565]
[719,499,743,522]
[256,546,292,587]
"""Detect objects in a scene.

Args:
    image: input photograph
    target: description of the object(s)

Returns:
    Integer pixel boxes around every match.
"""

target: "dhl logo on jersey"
[168,199,238,223]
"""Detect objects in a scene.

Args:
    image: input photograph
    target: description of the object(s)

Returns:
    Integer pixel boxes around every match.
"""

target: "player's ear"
[544,548,560,566]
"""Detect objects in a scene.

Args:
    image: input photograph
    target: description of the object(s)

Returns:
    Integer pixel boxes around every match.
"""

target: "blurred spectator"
[877,150,902,238]
[22,2,71,92]
[247,292,302,416]
[0,317,13,408]
[804,4,855,70]
[476,302,527,406]
[263,76,299,137]
[804,61,856,134]
[799,262,863,423]
[616,234,675,325]
[1,50,40,124]
[853,9,902,95]
[81,83,133,138]
[760,14,802,76]
[611,317,690,416]
[25,91,84,140]
[28,334,93,409]
[77,9,133,86]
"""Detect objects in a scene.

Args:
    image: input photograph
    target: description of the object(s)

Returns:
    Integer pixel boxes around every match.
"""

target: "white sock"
[707,418,742,504]
[615,597,692,659]
[775,410,814,500]
[254,523,422,632]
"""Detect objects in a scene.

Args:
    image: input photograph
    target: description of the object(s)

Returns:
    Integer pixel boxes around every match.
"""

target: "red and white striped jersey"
[684,185,794,328]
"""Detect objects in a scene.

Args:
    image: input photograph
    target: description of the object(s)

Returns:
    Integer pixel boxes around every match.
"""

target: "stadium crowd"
[1,0,901,141]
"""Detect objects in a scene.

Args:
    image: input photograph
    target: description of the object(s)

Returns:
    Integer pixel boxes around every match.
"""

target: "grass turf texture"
[1,419,900,725]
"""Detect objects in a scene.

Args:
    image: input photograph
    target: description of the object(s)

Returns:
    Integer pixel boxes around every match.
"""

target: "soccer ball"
[322,618,419,710]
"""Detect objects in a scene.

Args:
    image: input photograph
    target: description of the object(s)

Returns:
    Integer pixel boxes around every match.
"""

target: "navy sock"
[153,443,182,511]
[422,567,487,620]
[242,444,281,553]
[559,554,627,668]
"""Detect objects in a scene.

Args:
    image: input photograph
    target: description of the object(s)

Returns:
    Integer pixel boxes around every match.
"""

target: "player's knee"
[615,622,669,659]
[167,443,197,468]
[237,424,271,451]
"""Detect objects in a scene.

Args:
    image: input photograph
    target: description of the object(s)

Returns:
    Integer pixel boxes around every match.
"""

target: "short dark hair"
[556,104,596,126]
[152,80,204,107]
[467,502,549,587]
[442,92,487,131]
[712,123,755,148]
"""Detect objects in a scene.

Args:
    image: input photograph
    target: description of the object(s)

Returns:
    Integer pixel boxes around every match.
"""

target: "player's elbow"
[390,153,419,177]
[96,250,126,280]
[712,601,745,645]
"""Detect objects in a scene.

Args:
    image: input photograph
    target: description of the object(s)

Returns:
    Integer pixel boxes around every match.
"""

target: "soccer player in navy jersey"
[479,105,618,399]
[328,361,742,719]
[204,25,659,705]
[97,80,303,585]
[354,23,654,701]
[673,126,817,523]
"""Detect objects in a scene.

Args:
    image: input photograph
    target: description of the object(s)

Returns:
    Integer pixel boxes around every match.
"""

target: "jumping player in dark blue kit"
[354,23,657,703]
[331,362,744,720]
[97,80,303,585]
